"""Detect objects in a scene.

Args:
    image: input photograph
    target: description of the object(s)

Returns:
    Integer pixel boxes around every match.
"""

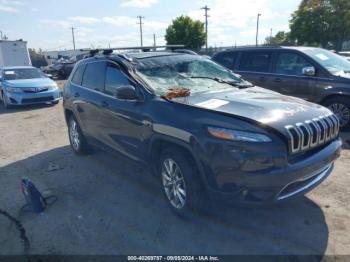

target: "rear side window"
[105,64,132,96]
[238,52,272,72]
[213,52,237,69]
[71,64,86,85]
[82,61,106,92]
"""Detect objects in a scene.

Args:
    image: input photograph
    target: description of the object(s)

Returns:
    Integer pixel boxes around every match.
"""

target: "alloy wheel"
[161,158,187,209]
[69,119,80,151]
[328,103,350,127]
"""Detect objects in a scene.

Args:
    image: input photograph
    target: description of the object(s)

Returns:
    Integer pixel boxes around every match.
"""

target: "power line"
[71,27,76,50]
[137,16,145,47]
[201,5,210,51]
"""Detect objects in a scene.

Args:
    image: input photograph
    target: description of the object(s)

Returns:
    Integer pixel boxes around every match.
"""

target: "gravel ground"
[0,86,349,256]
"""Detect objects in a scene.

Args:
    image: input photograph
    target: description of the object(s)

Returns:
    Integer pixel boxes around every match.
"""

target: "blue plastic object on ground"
[21,177,47,213]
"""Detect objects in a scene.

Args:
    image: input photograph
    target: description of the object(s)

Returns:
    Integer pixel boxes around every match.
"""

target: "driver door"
[270,51,317,101]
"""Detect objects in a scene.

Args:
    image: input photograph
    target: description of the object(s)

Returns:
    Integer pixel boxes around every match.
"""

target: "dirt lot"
[0,83,350,256]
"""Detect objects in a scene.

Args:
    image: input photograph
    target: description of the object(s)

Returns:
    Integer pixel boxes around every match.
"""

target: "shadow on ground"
[0,145,329,255]
[340,132,350,150]
[0,102,58,115]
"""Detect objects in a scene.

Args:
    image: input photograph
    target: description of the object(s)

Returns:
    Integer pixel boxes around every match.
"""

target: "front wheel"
[324,97,350,131]
[68,116,89,155]
[2,93,12,109]
[159,147,207,217]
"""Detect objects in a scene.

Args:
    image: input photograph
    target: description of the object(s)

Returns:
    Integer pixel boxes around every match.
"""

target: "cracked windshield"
[136,55,251,97]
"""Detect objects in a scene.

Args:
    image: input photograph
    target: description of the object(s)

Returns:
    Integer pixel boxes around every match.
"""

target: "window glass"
[136,55,248,96]
[276,52,312,76]
[71,64,86,85]
[82,62,106,91]
[3,68,44,80]
[214,52,237,69]
[105,64,131,96]
[302,48,350,76]
[239,52,271,72]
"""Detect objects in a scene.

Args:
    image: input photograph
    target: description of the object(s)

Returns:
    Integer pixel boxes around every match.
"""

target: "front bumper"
[4,89,61,105]
[204,138,342,204]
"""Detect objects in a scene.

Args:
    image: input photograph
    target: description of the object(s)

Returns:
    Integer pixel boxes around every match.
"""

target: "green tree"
[290,0,350,50]
[29,48,48,68]
[165,16,206,50]
[266,31,293,45]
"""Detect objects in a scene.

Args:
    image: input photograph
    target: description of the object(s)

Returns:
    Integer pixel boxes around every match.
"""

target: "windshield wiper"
[188,76,252,88]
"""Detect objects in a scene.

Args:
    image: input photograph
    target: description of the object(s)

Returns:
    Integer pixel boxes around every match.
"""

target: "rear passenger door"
[236,51,274,88]
[270,51,317,100]
[77,60,107,140]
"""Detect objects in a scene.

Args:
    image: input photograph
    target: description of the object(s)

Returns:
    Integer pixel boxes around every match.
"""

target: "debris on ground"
[47,162,62,172]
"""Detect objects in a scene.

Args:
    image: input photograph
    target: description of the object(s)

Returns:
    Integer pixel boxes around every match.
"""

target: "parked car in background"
[0,66,60,109]
[42,61,76,80]
[339,51,350,62]
[212,46,350,130]
[63,49,341,216]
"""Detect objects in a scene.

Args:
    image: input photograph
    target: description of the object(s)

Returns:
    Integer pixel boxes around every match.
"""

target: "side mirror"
[302,66,316,77]
[115,85,138,100]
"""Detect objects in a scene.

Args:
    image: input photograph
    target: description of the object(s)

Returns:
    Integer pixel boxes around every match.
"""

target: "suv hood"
[4,78,55,88]
[171,86,332,132]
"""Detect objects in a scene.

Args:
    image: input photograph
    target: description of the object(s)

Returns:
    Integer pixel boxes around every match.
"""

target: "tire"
[323,97,350,131]
[158,147,207,217]
[68,115,89,155]
[51,100,59,105]
[2,93,12,109]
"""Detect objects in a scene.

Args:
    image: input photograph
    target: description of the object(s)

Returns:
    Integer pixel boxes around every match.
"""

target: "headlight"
[208,126,271,142]
[47,84,58,91]
[5,87,22,93]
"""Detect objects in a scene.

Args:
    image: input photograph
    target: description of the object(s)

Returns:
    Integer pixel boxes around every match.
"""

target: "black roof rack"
[80,45,185,57]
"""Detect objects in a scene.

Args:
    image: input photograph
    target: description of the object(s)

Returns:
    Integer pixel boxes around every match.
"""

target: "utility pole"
[256,13,261,46]
[137,16,144,47]
[270,28,273,45]
[201,5,210,51]
[153,34,156,47]
[71,27,76,50]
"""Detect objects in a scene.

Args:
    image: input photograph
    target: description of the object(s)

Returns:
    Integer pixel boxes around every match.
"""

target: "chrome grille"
[285,114,339,154]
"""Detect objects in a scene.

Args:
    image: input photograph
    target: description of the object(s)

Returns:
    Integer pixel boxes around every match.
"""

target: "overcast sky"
[0,0,300,51]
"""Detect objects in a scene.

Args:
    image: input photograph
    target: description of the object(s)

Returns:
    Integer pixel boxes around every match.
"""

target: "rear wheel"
[159,147,207,217]
[68,115,89,155]
[323,97,350,131]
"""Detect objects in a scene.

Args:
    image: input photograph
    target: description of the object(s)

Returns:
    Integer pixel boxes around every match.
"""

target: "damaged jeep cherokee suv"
[63,50,342,215]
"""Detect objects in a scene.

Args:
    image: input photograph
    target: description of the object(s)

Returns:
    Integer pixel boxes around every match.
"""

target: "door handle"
[274,78,282,83]
[259,76,265,81]
[74,92,80,98]
[100,101,109,108]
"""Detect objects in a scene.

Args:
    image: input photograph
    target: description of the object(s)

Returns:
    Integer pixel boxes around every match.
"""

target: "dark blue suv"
[63,50,342,216]
[213,46,350,130]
